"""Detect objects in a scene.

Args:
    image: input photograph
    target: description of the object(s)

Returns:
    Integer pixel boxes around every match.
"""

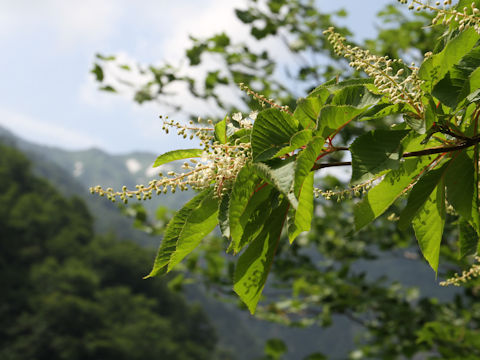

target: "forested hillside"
[0,143,219,359]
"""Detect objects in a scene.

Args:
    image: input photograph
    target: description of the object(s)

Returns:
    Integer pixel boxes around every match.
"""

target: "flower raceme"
[90,112,254,202]
[398,0,480,34]
[323,27,424,116]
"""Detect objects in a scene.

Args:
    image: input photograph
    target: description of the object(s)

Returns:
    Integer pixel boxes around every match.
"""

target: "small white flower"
[232,112,243,122]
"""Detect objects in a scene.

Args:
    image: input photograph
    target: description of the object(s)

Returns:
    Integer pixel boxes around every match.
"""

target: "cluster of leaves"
[128,4,472,315]
[93,1,480,317]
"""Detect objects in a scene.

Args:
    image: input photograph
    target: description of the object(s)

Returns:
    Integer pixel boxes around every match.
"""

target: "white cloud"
[0,107,102,150]
[125,158,141,174]
[73,161,84,177]
[0,0,121,48]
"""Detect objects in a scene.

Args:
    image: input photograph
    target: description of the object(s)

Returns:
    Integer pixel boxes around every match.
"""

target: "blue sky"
[0,0,394,155]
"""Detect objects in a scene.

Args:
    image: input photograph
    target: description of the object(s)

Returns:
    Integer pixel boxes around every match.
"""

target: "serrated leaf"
[153,149,203,167]
[253,158,297,208]
[274,129,313,158]
[214,118,227,144]
[445,151,475,221]
[311,78,375,96]
[398,162,449,230]
[350,130,410,185]
[432,46,480,109]
[294,96,327,129]
[230,183,275,254]
[233,199,289,314]
[412,183,445,273]
[459,220,479,258]
[234,189,277,253]
[419,28,480,91]
[288,171,314,243]
[294,136,324,196]
[317,105,365,138]
[168,190,219,270]
[405,114,427,134]
[251,108,299,162]
[330,85,381,109]
[228,165,261,250]
[354,156,432,231]
[145,189,216,278]
[359,102,410,122]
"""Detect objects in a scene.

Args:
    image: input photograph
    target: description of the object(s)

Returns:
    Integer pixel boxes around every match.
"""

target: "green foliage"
[97,13,480,310]
[90,1,480,358]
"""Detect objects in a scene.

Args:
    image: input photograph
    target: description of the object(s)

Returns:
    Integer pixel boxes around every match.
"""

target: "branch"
[402,136,480,157]
[312,161,351,170]
[312,136,480,171]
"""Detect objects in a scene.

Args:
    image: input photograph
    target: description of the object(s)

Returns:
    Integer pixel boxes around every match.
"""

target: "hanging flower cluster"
[440,256,480,286]
[90,113,256,202]
[399,0,480,34]
[314,178,378,201]
[323,27,424,115]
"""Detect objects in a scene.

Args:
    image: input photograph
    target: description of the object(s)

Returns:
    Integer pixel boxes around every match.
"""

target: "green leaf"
[459,220,479,258]
[228,165,261,251]
[100,85,116,92]
[317,105,364,138]
[398,162,449,230]
[233,199,289,314]
[253,158,297,208]
[153,149,203,168]
[294,96,326,129]
[91,64,104,82]
[251,108,299,162]
[214,118,227,144]
[350,130,410,185]
[311,78,375,96]
[218,192,231,241]
[432,46,480,109]
[287,172,314,243]
[412,182,445,273]
[354,156,432,231]
[230,182,275,254]
[274,129,313,158]
[145,189,217,277]
[234,188,277,253]
[359,102,410,122]
[445,151,475,221]
[168,191,219,271]
[419,28,480,91]
[265,338,287,359]
[330,85,381,109]
[294,136,324,196]
[235,9,256,23]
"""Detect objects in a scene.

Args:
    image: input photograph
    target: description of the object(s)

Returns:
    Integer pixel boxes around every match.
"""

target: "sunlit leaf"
[153,149,203,168]
[413,183,445,273]
[354,156,432,231]
[350,129,409,185]
[251,108,299,162]
[233,199,289,314]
